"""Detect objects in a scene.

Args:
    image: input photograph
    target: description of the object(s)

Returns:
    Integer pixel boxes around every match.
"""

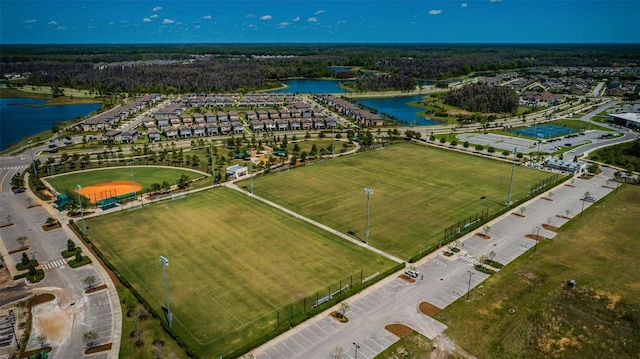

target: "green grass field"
[436,184,640,358]
[86,187,395,357]
[241,143,554,259]
[49,166,208,195]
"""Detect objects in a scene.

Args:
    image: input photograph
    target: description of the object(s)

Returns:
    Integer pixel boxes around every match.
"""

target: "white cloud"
[461,3,468,8]
[162,19,175,24]
[195,25,201,29]
[203,15,212,20]
[150,14,159,19]
[108,21,114,25]
[143,17,152,22]
[260,15,272,20]
[22,19,36,23]
[153,6,163,12]
[314,10,325,15]
[47,21,58,25]
[278,21,291,28]
[55,26,66,30]
[307,17,318,22]
[246,13,256,18]
[429,9,442,15]
[293,16,301,22]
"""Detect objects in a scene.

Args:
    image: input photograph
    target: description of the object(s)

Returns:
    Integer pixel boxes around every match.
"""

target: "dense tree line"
[444,84,519,113]
[1,44,638,94]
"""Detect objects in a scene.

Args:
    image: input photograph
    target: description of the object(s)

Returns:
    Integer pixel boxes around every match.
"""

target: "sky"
[1,0,639,44]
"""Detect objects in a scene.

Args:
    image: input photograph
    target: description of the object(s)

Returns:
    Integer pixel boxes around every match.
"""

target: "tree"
[36,334,47,349]
[67,239,76,252]
[489,251,496,261]
[82,331,99,349]
[565,209,572,217]
[75,251,83,263]
[16,236,27,250]
[21,252,30,266]
[463,141,470,150]
[519,206,526,215]
[439,137,446,144]
[338,302,351,319]
[483,225,491,236]
[330,346,345,359]
[84,275,96,290]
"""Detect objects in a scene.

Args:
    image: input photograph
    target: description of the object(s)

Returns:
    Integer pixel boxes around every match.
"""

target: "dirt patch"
[516,270,537,279]
[475,233,492,240]
[9,247,28,255]
[525,234,544,241]
[27,204,42,209]
[86,284,108,294]
[565,184,576,188]
[85,343,112,354]
[602,185,616,189]
[399,274,416,283]
[29,293,55,306]
[512,213,526,218]
[77,181,142,204]
[419,302,442,317]
[541,197,554,201]
[542,223,558,231]
[20,346,52,359]
[556,215,572,220]
[0,223,14,228]
[33,304,70,345]
[329,311,349,323]
[385,323,413,338]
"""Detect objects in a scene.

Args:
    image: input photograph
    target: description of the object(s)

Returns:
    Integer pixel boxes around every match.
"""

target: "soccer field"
[241,143,555,259]
[85,188,395,357]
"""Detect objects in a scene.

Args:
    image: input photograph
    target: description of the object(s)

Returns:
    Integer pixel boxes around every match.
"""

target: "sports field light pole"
[466,270,474,301]
[7,307,19,348]
[506,147,517,207]
[353,342,360,359]
[127,161,137,208]
[160,256,173,328]
[76,184,87,236]
[364,187,373,245]
[249,159,254,194]
[28,140,38,177]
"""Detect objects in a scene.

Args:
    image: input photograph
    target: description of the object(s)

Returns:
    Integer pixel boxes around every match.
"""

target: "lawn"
[436,184,640,358]
[48,166,208,195]
[85,187,395,357]
[241,143,554,259]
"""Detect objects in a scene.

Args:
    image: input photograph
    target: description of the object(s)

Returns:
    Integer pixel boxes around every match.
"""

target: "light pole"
[535,226,540,252]
[580,191,589,217]
[466,270,474,301]
[160,256,173,328]
[127,161,137,208]
[211,143,216,186]
[49,163,57,196]
[76,184,87,236]
[506,147,517,207]
[28,140,38,177]
[363,187,373,245]
[353,342,360,359]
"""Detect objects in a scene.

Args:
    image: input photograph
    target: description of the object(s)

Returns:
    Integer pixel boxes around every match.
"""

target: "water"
[327,66,353,72]
[1,97,101,149]
[355,95,440,126]
[270,79,350,94]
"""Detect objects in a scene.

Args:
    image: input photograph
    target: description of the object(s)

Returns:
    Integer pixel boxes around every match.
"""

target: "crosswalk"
[41,258,67,270]
[0,165,28,172]
[458,254,481,266]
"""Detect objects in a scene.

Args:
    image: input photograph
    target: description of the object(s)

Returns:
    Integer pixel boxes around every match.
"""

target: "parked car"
[404,269,420,278]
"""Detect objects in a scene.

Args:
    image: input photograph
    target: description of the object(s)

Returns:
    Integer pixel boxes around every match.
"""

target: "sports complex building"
[607,113,640,129]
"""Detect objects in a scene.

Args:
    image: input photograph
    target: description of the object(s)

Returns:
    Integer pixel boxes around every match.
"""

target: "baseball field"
[241,143,556,259]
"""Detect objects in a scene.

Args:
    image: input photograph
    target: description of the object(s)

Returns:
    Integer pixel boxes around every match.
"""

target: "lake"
[355,95,440,126]
[270,79,350,94]
[1,97,101,150]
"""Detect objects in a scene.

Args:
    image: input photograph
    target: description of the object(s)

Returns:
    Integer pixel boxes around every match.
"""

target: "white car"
[404,269,420,278]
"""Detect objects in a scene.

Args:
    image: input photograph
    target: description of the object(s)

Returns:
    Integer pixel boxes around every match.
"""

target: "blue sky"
[1,0,639,44]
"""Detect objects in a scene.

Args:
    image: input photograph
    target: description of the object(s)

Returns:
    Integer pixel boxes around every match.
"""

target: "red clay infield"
[77,181,142,204]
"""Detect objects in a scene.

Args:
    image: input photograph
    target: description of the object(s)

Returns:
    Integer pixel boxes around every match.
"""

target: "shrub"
[68,256,92,268]
[483,259,504,269]
[474,264,496,275]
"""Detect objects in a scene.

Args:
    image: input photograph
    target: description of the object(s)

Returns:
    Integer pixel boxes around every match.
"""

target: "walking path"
[249,171,616,359]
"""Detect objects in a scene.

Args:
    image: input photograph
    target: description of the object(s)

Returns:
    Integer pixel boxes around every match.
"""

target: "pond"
[269,79,351,94]
[355,95,440,126]
[1,97,101,149]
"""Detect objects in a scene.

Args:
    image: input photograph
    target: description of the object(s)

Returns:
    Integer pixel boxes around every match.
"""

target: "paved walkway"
[249,172,616,359]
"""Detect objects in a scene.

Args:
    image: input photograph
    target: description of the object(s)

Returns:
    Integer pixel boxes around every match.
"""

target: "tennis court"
[510,124,575,139]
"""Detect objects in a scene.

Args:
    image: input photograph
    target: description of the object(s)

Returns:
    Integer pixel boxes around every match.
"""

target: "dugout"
[98,197,119,210]
[54,193,70,211]
[116,192,136,204]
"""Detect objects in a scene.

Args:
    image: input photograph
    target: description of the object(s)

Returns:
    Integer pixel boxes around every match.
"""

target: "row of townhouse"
[180,92,297,108]
[315,94,384,127]
[80,94,162,132]
[519,90,563,107]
